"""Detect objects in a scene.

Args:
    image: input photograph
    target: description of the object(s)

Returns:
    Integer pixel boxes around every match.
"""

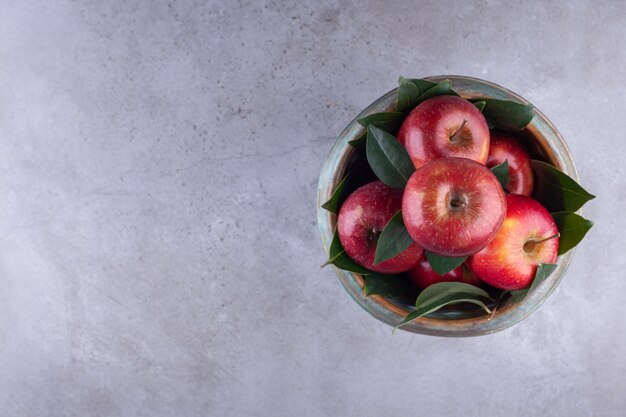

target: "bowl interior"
[317,75,578,336]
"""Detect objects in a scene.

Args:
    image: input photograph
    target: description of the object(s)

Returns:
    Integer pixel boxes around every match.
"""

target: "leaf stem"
[320,250,345,268]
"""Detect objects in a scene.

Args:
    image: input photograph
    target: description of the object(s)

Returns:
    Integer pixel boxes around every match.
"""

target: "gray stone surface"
[0,0,622,416]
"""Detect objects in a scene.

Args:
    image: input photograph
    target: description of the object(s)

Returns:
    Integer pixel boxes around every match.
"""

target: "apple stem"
[523,233,560,254]
[450,200,467,209]
[449,119,468,143]
[531,233,560,245]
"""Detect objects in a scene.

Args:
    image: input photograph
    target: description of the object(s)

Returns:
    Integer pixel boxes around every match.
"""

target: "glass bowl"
[317,75,579,337]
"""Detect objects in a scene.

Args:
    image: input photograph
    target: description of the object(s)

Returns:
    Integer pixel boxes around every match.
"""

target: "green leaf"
[357,111,405,133]
[551,212,594,255]
[364,273,412,298]
[373,211,414,265]
[531,160,596,212]
[472,98,534,130]
[396,310,421,328]
[396,77,457,113]
[416,282,492,305]
[366,125,415,189]
[414,79,458,104]
[396,282,492,328]
[510,263,557,303]
[399,77,438,94]
[473,100,486,112]
[396,78,420,113]
[321,229,370,274]
[321,173,350,214]
[425,251,468,276]
[348,130,367,148]
[490,159,510,189]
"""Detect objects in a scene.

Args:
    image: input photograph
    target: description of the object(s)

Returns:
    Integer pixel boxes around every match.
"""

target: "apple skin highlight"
[402,157,506,257]
[338,181,423,274]
[467,194,559,290]
[398,95,490,169]
[486,131,535,196]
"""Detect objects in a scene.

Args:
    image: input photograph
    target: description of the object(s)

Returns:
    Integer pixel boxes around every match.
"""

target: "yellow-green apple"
[402,157,506,257]
[467,194,559,290]
[486,131,534,196]
[397,95,490,169]
[338,181,423,273]
[408,254,482,289]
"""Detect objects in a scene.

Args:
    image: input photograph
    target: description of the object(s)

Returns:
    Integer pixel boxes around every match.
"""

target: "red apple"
[467,194,559,290]
[402,157,506,257]
[397,95,490,169]
[338,181,423,273]
[408,254,482,289]
[486,131,534,196]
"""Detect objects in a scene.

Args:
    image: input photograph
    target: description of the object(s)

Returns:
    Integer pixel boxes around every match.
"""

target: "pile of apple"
[322,77,594,321]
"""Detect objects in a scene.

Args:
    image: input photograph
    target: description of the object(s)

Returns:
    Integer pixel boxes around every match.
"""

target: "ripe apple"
[467,194,559,290]
[408,254,482,289]
[402,157,506,257]
[486,131,534,196]
[338,181,423,273]
[397,95,490,169]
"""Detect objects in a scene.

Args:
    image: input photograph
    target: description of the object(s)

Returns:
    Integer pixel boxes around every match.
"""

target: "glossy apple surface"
[397,95,490,169]
[408,254,482,289]
[338,181,423,273]
[402,157,506,257]
[467,194,559,290]
[486,131,534,196]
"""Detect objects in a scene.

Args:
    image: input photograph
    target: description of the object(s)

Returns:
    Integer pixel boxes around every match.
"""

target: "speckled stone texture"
[0,1,622,416]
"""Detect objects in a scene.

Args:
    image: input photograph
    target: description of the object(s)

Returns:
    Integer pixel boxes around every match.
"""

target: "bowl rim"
[317,75,579,337]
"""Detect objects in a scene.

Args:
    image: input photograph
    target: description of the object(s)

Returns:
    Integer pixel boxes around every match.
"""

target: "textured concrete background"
[0,1,622,416]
